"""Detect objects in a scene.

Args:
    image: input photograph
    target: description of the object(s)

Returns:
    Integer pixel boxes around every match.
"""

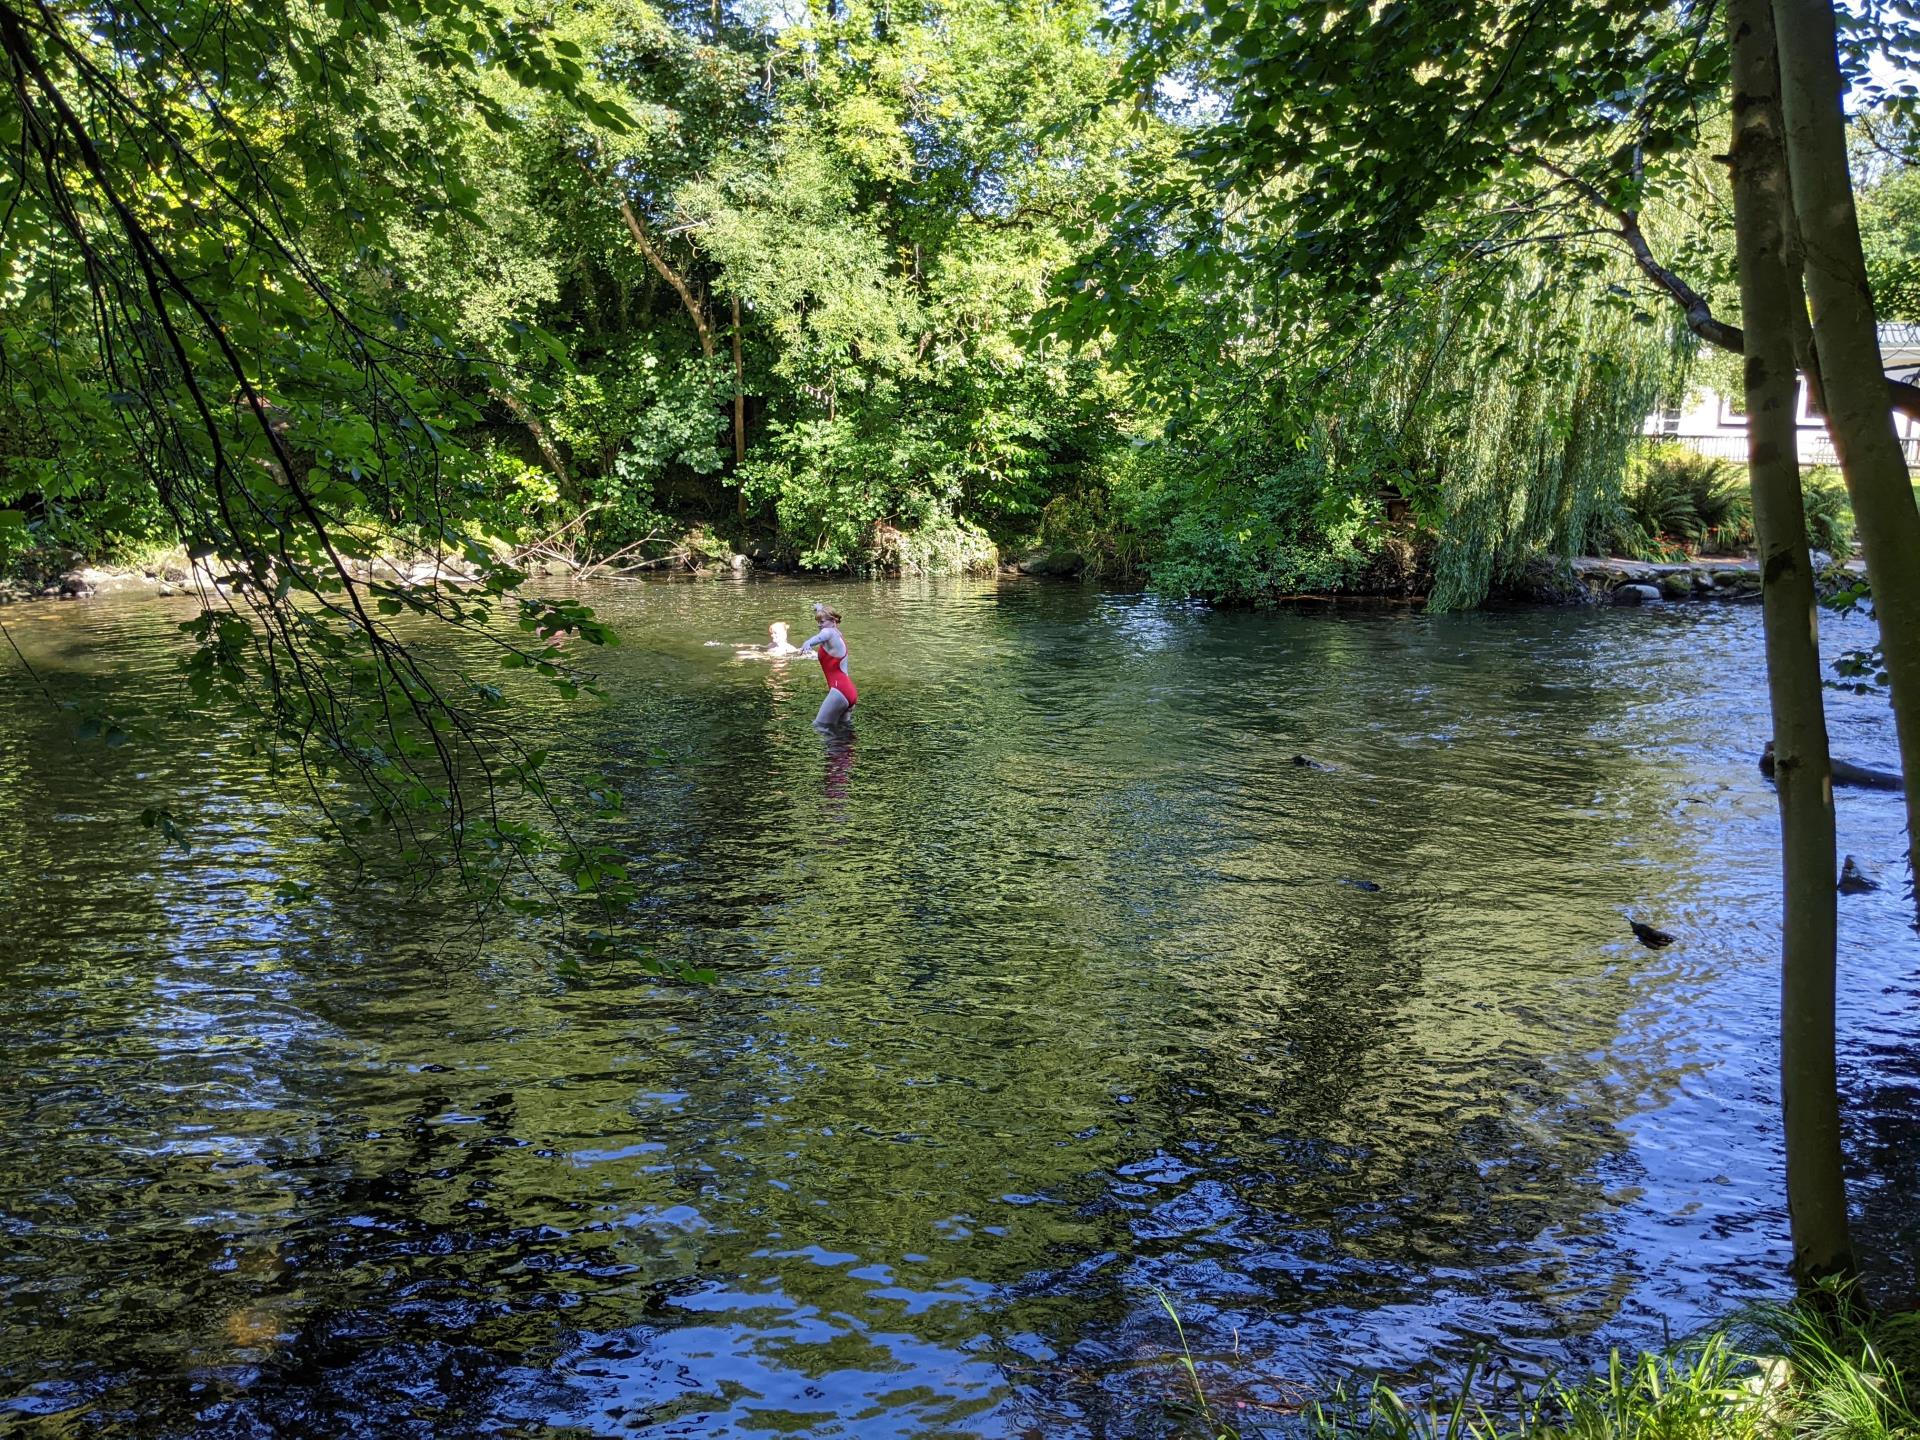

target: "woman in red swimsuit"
[797,601,857,730]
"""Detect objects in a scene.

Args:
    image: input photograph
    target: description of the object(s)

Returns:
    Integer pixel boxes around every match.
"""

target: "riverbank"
[1167,1295,1918,1440]
[0,517,1008,606]
[0,535,1858,613]
[1500,554,1793,607]
[1003,543,1849,611]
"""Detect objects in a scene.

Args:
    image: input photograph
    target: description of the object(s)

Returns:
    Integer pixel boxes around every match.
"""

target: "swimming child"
[795,602,857,729]
[737,620,801,658]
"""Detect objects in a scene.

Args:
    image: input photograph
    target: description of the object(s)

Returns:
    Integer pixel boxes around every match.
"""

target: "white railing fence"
[1636,431,1920,469]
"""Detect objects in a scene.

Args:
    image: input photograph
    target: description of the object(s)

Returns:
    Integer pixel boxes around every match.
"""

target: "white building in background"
[1642,322,1920,466]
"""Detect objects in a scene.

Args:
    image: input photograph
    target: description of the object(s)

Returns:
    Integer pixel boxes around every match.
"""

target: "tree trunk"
[489,387,571,493]
[1729,0,1853,1285]
[603,184,745,513]
[1775,0,1920,889]
[616,197,716,361]
[731,294,748,517]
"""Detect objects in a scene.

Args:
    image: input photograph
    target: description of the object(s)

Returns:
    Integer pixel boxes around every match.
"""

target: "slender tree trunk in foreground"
[1775,0,1920,889]
[1728,0,1854,1286]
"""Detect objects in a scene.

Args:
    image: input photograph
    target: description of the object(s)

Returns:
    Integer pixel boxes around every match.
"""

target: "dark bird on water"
[1629,919,1675,949]
[1838,856,1880,895]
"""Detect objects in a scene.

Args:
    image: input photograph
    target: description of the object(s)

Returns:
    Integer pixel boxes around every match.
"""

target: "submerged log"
[1761,740,1904,791]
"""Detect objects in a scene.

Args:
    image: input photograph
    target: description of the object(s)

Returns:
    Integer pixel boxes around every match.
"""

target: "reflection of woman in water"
[823,730,855,809]
[796,602,857,730]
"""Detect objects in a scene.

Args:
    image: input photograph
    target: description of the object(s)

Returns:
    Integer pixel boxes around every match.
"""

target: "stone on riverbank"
[1560,554,1792,606]
[60,566,156,597]
[1612,583,1661,606]
[1014,548,1086,578]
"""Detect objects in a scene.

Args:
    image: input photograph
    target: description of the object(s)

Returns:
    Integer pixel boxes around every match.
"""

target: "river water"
[0,578,1915,1438]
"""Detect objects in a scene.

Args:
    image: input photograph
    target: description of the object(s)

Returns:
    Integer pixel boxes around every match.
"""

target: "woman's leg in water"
[814,688,852,730]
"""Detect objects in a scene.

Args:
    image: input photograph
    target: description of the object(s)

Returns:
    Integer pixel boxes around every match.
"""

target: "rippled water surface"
[1,579,1917,1438]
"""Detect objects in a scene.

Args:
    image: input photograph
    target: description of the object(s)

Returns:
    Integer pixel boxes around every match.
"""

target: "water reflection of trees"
[975,610,1689,1387]
[502,596,1720,1420]
[6,588,1916,1437]
[1847,1030,1920,1305]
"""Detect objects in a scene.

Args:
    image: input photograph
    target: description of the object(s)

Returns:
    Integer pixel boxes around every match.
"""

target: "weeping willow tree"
[1073,158,1704,609]
[1325,256,1689,610]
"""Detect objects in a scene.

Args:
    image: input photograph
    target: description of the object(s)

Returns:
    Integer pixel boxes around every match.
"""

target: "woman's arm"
[797,627,833,653]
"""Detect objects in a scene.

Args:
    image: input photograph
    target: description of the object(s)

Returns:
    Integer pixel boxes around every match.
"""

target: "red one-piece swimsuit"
[818,645,858,707]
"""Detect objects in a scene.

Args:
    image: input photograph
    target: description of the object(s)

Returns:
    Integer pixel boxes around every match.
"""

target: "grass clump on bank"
[1160,1291,1918,1440]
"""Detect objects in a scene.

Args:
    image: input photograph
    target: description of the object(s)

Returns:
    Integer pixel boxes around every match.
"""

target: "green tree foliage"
[420,0,1157,569]
[7,0,1775,618]
[1855,119,1920,322]
[1035,0,1741,605]
[0,0,652,951]
[6,0,1914,896]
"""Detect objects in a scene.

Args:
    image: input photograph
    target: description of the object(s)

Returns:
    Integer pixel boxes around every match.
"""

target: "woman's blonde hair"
[814,603,842,626]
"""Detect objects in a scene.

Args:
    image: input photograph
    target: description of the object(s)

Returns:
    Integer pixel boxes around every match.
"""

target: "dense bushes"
[1596,445,1754,558]
[3,0,1850,600]
[1128,443,1380,601]
[1586,446,1855,561]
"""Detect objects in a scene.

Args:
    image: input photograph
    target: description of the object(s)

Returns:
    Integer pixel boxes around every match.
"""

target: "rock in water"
[1629,919,1675,949]
[1612,583,1661,606]
[1341,878,1382,893]
[1015,549,1087,578]
[1838,856,1880,895]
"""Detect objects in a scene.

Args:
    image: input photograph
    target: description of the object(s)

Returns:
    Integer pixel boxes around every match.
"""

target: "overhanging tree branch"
[1527,149,1920,420]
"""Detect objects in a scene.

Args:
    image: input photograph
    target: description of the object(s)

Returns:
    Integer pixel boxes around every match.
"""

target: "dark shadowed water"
[1,578,1916,1438]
